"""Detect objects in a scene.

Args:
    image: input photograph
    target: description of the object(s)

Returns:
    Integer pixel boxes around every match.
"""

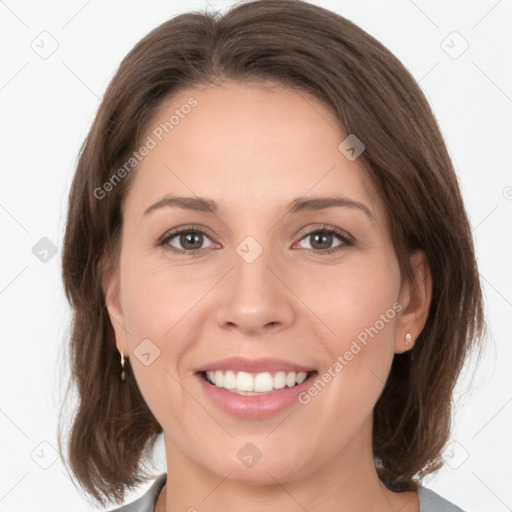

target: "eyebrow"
[143,194,374,220]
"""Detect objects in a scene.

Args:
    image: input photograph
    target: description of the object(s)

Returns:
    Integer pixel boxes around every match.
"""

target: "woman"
[58,1,484,511]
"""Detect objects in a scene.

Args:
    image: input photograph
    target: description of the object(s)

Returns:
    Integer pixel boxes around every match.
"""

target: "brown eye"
[158,228,216,255]
[175,232,205,250]
[296,227,353,255]
[307,232,339,250]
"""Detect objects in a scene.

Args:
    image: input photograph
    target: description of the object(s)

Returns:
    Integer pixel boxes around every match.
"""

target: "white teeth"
[223,370,237,389]
[296,372,308,384]
[214,370,224,388]
[254,372,274,392]
[204,370,311,393]
[236,371,254,391]
[273,371,286,389]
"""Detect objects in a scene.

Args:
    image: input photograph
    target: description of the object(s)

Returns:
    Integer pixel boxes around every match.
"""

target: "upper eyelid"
[295,224,352,241]
[158,224,215,243]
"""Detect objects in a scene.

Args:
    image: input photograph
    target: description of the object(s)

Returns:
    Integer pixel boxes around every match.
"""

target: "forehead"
[124,81,382,219]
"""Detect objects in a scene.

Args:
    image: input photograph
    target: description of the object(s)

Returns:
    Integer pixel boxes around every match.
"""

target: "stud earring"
[405,332,413,349]
[120,351,126,381]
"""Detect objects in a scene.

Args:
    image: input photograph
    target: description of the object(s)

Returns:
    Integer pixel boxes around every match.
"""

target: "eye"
[295,225,353,255]
[155,224,354,257]
[156,226,217,256]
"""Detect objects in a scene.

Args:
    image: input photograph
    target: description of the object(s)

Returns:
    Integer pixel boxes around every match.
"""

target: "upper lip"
[196,357,316,374]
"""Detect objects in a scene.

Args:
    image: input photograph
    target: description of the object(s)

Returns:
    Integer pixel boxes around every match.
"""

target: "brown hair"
[58,0,485,506]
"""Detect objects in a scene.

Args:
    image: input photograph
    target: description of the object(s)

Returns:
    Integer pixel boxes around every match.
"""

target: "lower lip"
[195,372,317,419]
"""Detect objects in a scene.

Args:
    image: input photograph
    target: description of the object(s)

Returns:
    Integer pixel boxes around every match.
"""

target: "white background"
[0,0,511,511]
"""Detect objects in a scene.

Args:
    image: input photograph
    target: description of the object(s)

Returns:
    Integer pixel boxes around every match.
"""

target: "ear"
[102,264,129,355]
[394,250,432,354]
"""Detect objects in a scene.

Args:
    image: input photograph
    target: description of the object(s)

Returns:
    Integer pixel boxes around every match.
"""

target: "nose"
[213,247,296,336]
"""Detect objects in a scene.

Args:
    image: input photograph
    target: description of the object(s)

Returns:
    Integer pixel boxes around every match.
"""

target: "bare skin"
[104,81,431,512]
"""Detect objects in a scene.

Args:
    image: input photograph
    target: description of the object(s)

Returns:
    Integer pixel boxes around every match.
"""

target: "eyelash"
[154,224,354,257]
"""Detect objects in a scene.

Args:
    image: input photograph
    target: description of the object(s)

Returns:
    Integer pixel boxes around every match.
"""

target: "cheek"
[120,250,209,338]
[297,254,400,348]
[297,259,400,422]
[117,252,202,418]
[327,276,399,362]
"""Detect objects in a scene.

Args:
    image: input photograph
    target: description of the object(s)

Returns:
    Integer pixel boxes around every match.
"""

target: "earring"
[405,332,414,359]
[120,351,126,381]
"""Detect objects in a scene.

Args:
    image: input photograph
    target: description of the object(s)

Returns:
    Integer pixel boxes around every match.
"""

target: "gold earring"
[120,351,126,381]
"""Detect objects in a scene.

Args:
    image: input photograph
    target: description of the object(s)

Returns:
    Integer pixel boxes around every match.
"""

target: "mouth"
[197,369,318,395]
[195,368,319,419]
[199,370,318,396]
[194,356,319,418]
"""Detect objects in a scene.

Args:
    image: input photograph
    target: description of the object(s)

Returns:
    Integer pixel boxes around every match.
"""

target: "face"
[105,81,429,486]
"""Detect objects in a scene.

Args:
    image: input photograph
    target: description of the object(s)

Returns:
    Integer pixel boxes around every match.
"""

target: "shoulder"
[107,474,167,512]
[418,487,466,512]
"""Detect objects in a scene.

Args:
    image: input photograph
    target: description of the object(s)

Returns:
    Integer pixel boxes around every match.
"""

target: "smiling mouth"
[198,370,318,395]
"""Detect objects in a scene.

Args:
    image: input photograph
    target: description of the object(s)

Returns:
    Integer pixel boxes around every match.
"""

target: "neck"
[158,419,419,512]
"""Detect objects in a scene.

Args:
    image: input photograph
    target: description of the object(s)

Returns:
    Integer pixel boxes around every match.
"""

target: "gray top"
[108,473,465,512]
